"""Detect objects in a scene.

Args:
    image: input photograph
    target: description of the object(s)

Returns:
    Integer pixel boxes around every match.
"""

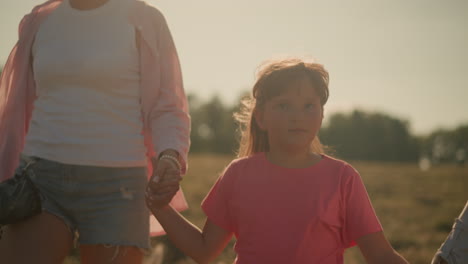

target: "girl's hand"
[145,174,180,211]
[145,167,181,210]
[146,152,182,211]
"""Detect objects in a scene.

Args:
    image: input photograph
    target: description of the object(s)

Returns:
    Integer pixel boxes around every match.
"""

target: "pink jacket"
[0,0,190,235]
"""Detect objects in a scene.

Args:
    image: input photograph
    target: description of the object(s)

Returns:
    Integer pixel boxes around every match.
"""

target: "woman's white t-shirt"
[23,0,147,167]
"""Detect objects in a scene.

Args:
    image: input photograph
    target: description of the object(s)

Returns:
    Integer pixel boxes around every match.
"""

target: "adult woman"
[0,0,190,263]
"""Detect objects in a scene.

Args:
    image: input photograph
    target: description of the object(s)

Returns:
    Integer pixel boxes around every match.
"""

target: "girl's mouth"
[288,128,308,133]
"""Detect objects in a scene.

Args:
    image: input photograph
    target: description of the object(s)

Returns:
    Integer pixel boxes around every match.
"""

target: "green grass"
[63,154,467,264]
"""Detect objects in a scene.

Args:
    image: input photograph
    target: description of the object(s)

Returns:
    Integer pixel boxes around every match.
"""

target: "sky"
[1,0,467,135]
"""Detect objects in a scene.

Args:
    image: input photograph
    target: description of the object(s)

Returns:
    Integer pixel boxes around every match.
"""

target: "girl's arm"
[357,231,409,264]
[151,205,233,264]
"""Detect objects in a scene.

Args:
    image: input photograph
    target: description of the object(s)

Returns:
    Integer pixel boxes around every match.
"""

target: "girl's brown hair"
[234,57,330,158]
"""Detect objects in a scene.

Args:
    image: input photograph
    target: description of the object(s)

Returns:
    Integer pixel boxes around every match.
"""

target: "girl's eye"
[305,103,315,110]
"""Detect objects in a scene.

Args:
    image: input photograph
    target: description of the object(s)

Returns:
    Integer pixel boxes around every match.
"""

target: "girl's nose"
[289,108,307,121]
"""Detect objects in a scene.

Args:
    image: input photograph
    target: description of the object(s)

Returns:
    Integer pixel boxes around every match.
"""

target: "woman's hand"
[151,149,181,183]
[146,151,182,211]
[145,174,180,211]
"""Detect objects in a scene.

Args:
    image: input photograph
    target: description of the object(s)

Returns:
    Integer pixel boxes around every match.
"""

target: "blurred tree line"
[188,94,241,155]
[319,110,419,162]
[418,125,468,164]
[188,93,468,163]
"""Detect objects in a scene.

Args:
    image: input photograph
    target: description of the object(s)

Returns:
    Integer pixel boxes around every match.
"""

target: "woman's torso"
[23,0,147,167]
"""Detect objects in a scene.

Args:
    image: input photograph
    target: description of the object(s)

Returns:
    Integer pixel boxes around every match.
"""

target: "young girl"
[145,58,409,264]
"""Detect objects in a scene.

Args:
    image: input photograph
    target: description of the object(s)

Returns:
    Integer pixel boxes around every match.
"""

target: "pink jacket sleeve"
[131,1,191,174]
[148,10,191,173]
[0,14,36,182]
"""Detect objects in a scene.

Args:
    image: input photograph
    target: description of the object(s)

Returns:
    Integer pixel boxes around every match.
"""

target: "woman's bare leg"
[0,212,73,264]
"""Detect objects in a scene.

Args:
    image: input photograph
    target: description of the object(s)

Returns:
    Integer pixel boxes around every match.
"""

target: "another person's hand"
[145,173,180,211]
[146,150,182,211]
[151,150,182,183]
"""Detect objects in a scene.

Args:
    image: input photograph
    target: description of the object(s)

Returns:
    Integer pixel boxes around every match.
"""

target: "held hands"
[145,150,182,211]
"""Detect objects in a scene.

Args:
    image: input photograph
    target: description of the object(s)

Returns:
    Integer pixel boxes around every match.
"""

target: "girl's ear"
[254,108,265,130]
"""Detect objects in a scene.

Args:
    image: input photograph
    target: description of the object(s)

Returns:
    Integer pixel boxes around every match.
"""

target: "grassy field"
[64,154,467,264]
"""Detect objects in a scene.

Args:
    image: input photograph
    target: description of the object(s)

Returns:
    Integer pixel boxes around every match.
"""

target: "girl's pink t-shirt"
[202,153,383,264]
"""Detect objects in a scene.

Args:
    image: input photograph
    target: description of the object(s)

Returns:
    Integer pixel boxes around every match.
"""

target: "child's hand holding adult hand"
[146,151,182,211]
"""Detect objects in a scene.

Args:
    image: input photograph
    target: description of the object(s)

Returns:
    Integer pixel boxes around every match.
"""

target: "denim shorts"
[16,156,150,250]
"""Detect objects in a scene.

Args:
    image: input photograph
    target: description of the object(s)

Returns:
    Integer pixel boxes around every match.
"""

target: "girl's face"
[255,78,323,153]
